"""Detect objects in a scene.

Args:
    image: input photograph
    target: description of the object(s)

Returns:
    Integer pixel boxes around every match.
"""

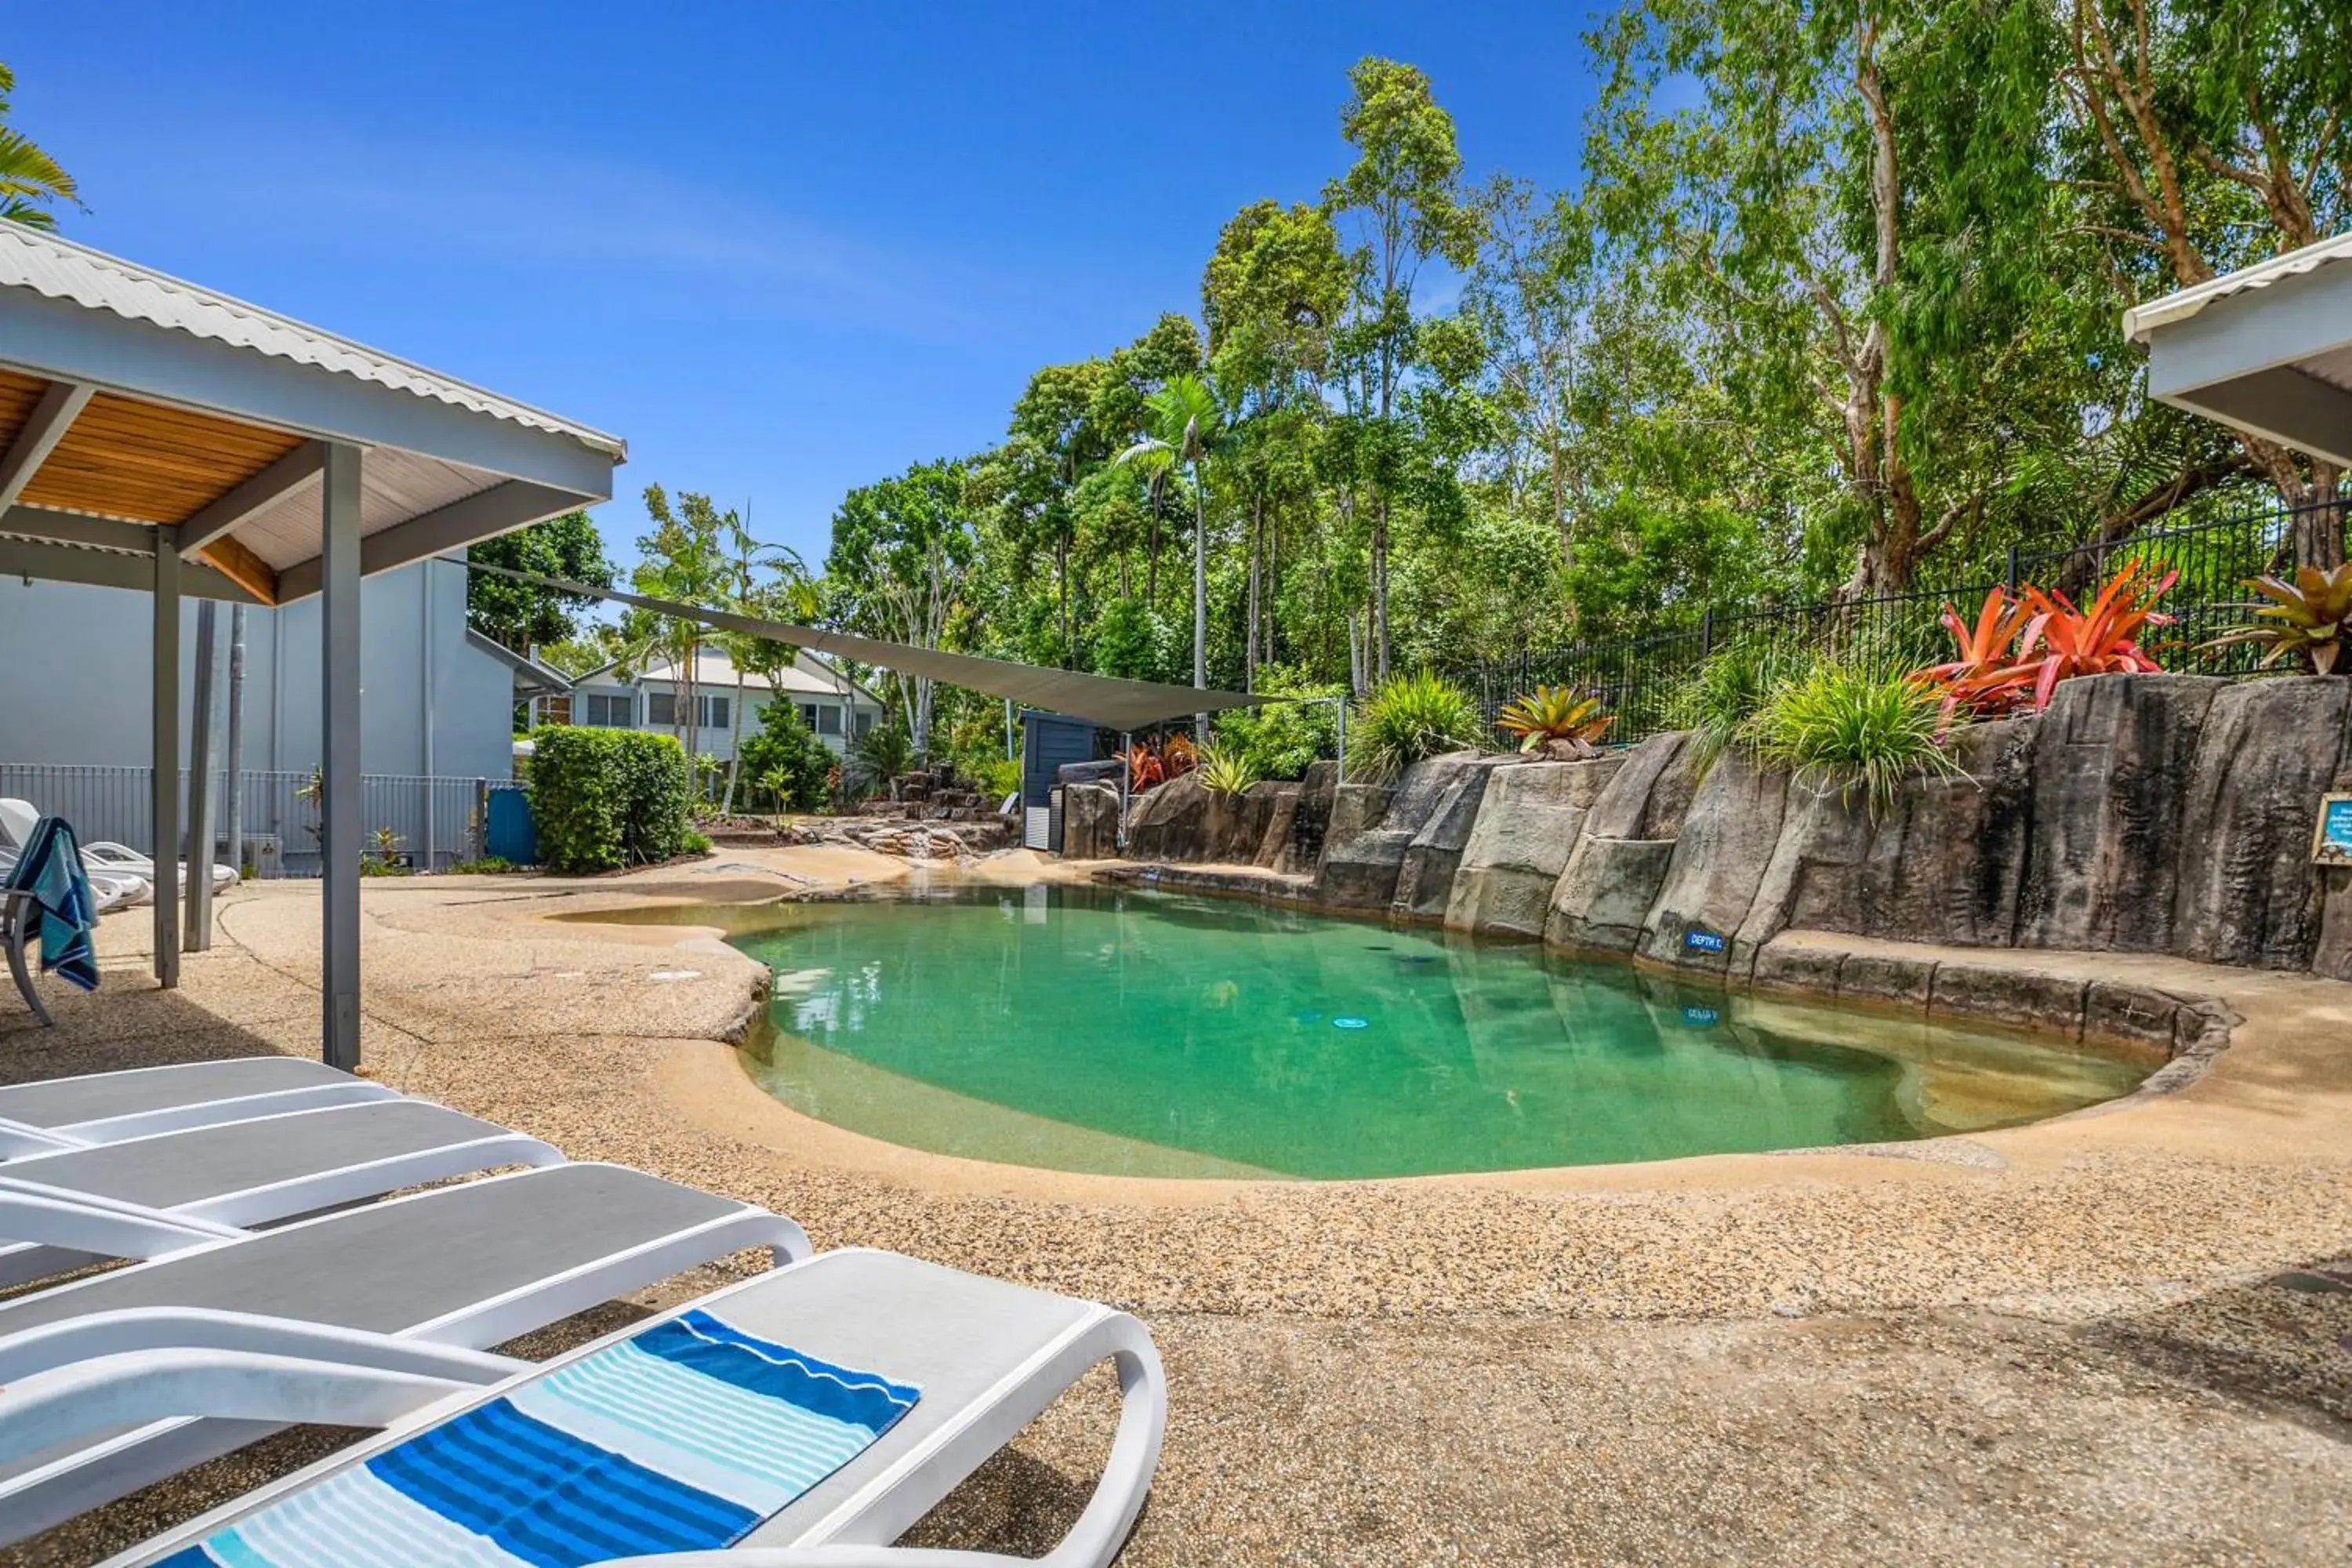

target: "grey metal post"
[321,444,364,1071]
[1116,730,1131,854]
[184,600,219,952]
[223,604,246,882]
[151,528,181,988]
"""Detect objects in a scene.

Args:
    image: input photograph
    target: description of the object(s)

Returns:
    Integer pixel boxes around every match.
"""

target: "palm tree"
[1118,374,1222,739]
[713,514,817,814]
[0,65,81,230]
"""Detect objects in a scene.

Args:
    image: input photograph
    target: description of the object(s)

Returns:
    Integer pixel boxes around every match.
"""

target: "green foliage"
[466,512,615,651]
[0,64,81,230]
[1091,597,1182,682]
[445,856,518,875]
[2201,564,2352,675]
[1496,685,1613,755]
[682,828,713,855]
[963,756,1022,802]
[735,703,835,813]
[1195,743,1262,796]
[1676,642,1811,781]
[528,727,694,873]
[1214,667,1345,780]
[1744,663,1959,821]
[1345,670,1486,779]
[846,719,915,800]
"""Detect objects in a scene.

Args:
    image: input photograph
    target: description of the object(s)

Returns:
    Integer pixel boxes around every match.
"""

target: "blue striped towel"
[7,817,98,992]
[155,1308,920,1567]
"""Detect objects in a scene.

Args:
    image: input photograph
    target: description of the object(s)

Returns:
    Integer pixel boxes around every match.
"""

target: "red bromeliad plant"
[1915,564,2176,719]
[1123,733,1198,792]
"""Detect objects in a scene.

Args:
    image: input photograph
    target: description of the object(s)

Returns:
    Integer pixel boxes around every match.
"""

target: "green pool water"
[710,883,2151,1180]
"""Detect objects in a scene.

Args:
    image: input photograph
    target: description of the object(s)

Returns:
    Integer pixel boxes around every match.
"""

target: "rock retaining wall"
[1080,673,2352,979]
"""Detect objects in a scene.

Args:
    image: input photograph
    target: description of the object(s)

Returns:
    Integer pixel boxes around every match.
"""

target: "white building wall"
[0,557,514,780]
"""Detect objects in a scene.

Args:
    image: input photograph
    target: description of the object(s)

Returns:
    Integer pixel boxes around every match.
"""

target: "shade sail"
[459,559,1271,731]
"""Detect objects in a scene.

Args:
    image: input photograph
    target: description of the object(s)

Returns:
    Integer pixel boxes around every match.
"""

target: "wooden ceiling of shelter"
[0,367,304,602]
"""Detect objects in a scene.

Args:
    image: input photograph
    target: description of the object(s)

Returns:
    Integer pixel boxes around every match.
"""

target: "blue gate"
[485,785,538,865]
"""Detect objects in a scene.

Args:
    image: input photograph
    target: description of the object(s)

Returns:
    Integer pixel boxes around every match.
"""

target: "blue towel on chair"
[6,817,99,992]
[156,1306,921,1566]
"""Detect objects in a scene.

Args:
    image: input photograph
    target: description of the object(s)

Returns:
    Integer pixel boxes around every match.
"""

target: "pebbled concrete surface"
[5,848,2349,1566]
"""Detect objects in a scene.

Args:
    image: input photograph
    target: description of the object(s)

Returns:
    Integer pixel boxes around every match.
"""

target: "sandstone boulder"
[1315,752,1492,913]
[1124,771,1213,862]
[1635,750,1791,974]
[1445,757,1624,938]
[1545,837,1676,952]
[2171,676,2349,968]
[1391,755,1516,920]
[1060,781,1122,859]
[2016,673,2221,952]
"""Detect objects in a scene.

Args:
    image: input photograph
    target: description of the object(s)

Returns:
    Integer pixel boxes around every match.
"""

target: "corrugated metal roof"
[0,227,626,457]
[2123,230,2352,341]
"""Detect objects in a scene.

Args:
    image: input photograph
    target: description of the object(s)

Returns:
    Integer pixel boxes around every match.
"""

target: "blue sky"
[12,3,1603,573]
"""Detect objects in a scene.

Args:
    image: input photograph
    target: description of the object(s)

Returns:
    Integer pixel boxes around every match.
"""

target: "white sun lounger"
[33,1249,1164,1568]
[0,1057,400,1160]
[0,799,234,895]
[0,1160,811,1543]
[0,1098,563,1287]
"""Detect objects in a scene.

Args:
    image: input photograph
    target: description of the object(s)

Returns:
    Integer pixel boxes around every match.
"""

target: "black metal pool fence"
[1437,499,2331,742]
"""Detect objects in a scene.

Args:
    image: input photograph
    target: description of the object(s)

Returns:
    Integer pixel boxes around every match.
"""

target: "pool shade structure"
[2125,230,2352,470]
[0,227,625,1069]
[460,560,1273,732]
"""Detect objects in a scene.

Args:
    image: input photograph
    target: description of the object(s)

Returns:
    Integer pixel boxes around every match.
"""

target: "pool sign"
[1682,925,1727,955]
[2314,794,2352,866]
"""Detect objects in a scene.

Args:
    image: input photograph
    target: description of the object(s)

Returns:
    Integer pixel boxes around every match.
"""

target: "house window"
[647,692,676,727]
[699,695,730,731]
[538,695,572,727]
[854,709,874,738]
[816,705,842,736]
[797,703,818,729]
[582,692,633,728]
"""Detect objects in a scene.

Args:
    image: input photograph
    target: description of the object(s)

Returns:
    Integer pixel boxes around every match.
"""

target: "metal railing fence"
[0,764,488,877]
[1439,499,2318,739]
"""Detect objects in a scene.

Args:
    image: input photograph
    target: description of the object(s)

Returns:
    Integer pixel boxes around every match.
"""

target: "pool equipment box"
[2314,793,2352,866]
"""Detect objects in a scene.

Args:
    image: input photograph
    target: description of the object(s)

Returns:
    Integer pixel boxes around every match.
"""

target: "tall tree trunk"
[1373,497,1392,681]
[1265,511,1279,670]
[1246,493,1261,693]
[1055,533,1072,665]
[720,671,746,814]
[1145,496,1161,607]
[1192,470,1208,742]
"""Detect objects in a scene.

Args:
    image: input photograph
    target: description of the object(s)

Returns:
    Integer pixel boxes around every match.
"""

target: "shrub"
[845,720,913,799]
[2201,562,2352,673]
[445,856,517,875]
[682,828,713,855]
[1745,662,1959,821]
[1195,742,1261,796]
[1346,671,1486,780]
[1915,564,2174,717]
[1676,641,1809,781]
[1125,734,1197,792]
[528,727,694,873]
[1497,684,1613,757]
[737,702,834,813]
[1213,666,1345,780]
[964,755,1022,803]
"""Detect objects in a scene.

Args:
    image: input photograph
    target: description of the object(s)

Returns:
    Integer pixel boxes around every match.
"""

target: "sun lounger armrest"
[0,1305,529,1385]
[0,1182,247,1257]
[602,1312,1167,1568]
[0,1349,483,1466]
[0,1116,85,1158]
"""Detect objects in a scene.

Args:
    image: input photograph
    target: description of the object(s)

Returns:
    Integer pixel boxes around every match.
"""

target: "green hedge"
[528,728,695,873]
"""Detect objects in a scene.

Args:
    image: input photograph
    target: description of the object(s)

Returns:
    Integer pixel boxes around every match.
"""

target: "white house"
[558,648,886,761]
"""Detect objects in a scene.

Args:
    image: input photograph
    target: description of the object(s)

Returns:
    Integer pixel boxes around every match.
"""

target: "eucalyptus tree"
[2052,0,2350,560]
[1117,374,1224,736]
[0,64,79,229]
[1325,57,1481,677]
[823,459,978,762]
[630,485,729,752]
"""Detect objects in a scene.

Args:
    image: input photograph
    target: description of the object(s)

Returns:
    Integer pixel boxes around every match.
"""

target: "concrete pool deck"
[5,847,2350,1564]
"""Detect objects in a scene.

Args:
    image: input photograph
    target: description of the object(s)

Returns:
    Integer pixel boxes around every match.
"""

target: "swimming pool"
[688,882,2152,1180]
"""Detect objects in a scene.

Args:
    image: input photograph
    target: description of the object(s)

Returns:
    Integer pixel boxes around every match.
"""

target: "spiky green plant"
[2201,563,2352,674]
[1496,684,1614,757]
[1345,671,1486,781]
[1676,641,1809,781]
[1744,662,1960,820]
[1194,742,1262,796]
